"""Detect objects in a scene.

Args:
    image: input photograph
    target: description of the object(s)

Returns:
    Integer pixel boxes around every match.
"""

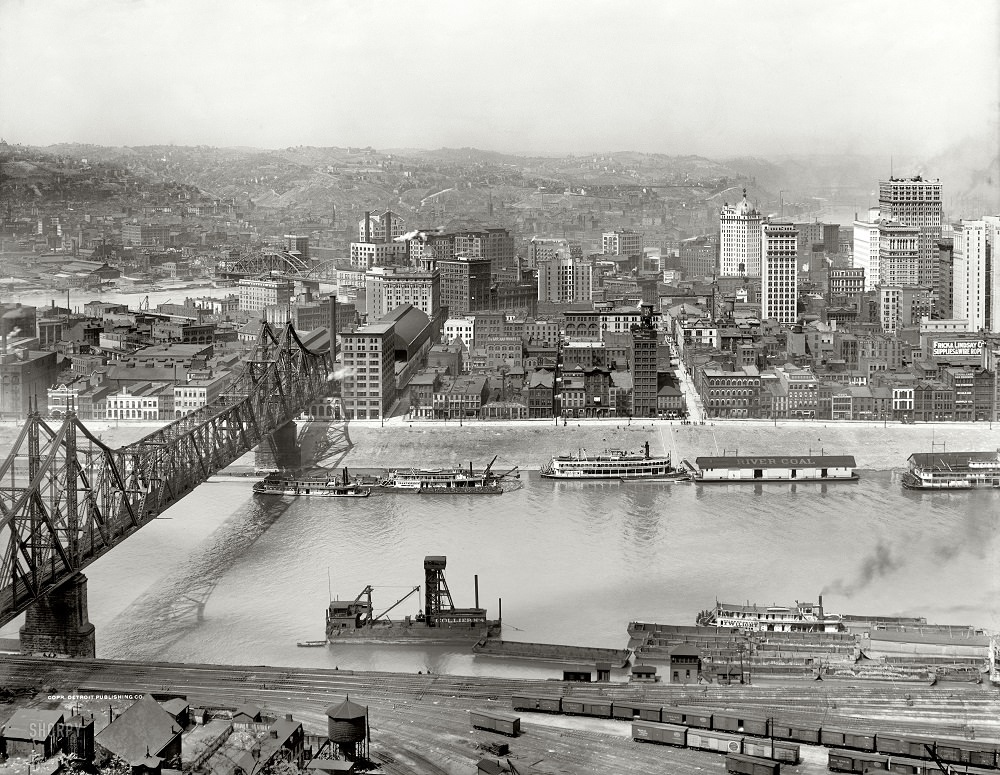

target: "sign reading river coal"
[932,340,983,358]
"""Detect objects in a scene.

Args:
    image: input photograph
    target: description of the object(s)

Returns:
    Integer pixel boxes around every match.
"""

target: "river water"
[31,470,996,678]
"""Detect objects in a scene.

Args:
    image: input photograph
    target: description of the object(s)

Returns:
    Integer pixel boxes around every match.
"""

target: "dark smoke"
[822,541,903,596]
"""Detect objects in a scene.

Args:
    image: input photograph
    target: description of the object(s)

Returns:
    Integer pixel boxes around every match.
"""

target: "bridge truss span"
[0,321,331,629]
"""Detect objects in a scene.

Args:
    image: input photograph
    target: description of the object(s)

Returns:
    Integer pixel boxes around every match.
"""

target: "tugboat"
[253,468,372,497]
[378,456,519,494]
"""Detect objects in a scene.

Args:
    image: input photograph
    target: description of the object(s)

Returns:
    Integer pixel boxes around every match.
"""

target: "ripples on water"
[79,473,999,676]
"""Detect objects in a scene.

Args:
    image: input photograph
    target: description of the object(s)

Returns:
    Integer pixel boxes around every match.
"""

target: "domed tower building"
[720,190,763,278]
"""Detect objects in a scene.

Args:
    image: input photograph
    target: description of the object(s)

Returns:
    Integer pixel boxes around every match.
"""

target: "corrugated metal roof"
[695,455,857,469]
[908,451,999,469]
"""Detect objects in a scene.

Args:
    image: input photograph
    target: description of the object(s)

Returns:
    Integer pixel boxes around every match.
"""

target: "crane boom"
[374,585,421,621]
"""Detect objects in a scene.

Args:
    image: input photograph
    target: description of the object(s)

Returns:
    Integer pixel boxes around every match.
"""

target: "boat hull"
[327,621,501,644]
[693,473,860,484]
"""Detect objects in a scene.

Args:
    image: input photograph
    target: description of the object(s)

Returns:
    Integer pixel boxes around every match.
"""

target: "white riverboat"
[540,442,683,480]
[696,597,844,633]
[902,450,1000,490]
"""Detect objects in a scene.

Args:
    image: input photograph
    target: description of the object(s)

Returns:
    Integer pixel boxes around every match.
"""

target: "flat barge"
[540,441,685,480]
[688,455,859,483]
[902,450,1000,490]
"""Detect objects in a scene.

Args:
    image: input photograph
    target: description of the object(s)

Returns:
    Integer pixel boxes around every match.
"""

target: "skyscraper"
[719,191,763,277]
[878,177,942,289]
[761,222,799,323]
[953,217,999,332]
[602,229,644,257]
[537,253,593,302]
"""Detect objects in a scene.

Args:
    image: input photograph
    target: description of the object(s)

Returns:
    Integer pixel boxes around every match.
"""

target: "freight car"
[727,753,781,775]
[612,701,663,722]
[714,711,770,736]
[470,709,521,737]
[820,727,876,752]
[511,694,561,713]
[631,722,800,764]
[828,749,890,773]
[632,720,687,747]
[507,694,1000,771]
[561,697,613,718]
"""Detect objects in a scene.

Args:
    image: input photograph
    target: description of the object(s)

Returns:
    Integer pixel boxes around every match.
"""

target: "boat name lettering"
[739,457,816,465]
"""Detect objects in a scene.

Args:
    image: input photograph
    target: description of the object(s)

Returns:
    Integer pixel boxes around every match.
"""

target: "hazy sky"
[1,0,997,158]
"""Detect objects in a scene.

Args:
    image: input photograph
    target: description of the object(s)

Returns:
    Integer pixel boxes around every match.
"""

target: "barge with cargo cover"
[326,556,501,644]
[901,450,1000,489]
[688,455,858,483]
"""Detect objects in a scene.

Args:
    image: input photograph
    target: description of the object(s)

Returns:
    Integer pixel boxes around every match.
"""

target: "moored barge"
[326,556,501,644]
[901,450,1000,490]
[540,441,684,480]
[689,455,859,483]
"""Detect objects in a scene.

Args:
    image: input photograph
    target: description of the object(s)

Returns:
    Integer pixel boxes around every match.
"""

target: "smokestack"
[474,575,479,609]
[498,597,502,623]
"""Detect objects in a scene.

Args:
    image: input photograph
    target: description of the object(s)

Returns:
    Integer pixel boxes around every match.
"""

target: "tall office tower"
[877,221,920,286]
[719,191,763,277]
[761,222,799,323]
[437,256,492,315]
[629,303,658,418]
[453,228,517,274]
[878,177,942,289]
[527,237,582,266]
[365,266,441,321]
[935,238,955,319]
[537,253,593,302]
[953,217,1000,332]
[602,229,644,257]
[358,210,406,243]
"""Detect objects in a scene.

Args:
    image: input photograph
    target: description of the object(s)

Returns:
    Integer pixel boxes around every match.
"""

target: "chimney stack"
[474,575,479,609]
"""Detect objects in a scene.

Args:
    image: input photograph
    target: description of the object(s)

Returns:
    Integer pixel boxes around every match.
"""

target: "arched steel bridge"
[0,321,331,629]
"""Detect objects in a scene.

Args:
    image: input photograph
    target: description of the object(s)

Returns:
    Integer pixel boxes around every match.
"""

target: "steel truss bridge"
[0,321,331,629]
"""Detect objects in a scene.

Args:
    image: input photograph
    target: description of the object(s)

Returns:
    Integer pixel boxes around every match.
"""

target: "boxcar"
[686,729,744,754]
[726,753,781,775]
[612,701,662,722]
[511,694,562,713]
[888,756,931,775]
[560,698,613,718]
[741,737,801,765]
[713,711,770,736]
[632,720,686,747]
[470,710,520,737]
[770,719,821,744]
[877,734,936,759]
[679,706,713,729]
[828,749,889,774]
[936,740,999,768]
[820,727,876,752]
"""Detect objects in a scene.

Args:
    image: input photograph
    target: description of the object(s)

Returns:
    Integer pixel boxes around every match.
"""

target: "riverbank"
[4,417,999,474]
[336,419,1000,472]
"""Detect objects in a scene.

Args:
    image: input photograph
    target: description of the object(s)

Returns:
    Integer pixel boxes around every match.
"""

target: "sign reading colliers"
[931,339,984,359]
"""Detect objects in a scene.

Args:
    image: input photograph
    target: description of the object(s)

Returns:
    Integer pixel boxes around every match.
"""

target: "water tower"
[326,696,369,761]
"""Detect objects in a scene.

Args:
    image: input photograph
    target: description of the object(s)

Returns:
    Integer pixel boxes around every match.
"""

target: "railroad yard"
[0,656,998,775]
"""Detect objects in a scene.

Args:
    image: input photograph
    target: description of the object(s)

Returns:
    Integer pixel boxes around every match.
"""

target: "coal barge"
[326,556,501,644]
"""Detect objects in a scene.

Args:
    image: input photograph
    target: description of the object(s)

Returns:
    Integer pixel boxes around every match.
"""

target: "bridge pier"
[20,574,96,658]
[255,420,301,471]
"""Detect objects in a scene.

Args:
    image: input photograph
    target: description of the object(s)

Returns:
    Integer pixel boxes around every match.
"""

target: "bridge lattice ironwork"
[0,321,330,627]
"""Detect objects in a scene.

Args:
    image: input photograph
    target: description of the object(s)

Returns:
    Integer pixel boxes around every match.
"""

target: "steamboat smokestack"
[474,575,479,609]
